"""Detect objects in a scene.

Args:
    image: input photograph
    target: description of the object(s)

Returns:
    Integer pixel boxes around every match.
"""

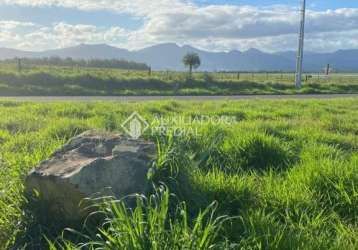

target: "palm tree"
[183,53,201,77]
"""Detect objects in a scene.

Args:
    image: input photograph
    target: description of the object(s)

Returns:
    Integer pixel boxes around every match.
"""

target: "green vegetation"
[0,63,357,96]
[0,98,357,249]
[3,58,150,71]
[183,53,201,76]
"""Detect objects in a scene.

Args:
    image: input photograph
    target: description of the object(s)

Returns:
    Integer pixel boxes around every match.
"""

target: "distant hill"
[1,43,358,72]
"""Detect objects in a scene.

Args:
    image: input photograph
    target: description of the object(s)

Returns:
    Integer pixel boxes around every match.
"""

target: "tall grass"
[50,186,231,250]
[0,99,357,249]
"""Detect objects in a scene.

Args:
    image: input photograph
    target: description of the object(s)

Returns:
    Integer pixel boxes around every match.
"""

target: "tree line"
[2,57,150,71]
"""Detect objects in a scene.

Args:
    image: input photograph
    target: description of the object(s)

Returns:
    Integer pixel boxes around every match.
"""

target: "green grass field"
[0,98,357,249]
[0,63,358,96]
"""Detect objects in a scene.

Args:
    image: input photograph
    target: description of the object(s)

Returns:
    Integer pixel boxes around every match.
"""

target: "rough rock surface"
[25,130,156,222]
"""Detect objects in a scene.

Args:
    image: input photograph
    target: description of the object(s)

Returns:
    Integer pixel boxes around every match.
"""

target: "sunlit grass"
[0,98,357,249]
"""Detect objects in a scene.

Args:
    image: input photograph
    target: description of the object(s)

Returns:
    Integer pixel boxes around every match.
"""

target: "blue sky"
[0,1,356,28]
[0,5,142,29]
[0,0,357,52]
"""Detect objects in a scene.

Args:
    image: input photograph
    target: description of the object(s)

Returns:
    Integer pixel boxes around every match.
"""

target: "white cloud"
[0,20,38,29]
[0,0,357,52]
[0,21,128,50]
[0,20,40,46]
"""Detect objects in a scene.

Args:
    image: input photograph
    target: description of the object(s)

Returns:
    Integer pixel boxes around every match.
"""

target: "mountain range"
[1,43,358,72]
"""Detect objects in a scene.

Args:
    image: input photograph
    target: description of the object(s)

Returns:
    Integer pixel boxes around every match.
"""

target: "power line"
[295,0,306,88]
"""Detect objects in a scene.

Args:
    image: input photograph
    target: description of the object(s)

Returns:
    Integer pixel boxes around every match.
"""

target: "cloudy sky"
[0,0,357,52]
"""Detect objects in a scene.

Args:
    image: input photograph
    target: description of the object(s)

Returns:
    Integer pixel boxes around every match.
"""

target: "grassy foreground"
[0,64,358,95]
[0,99,357,249]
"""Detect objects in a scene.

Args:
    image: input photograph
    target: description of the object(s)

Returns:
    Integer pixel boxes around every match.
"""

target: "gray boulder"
[25,130,156,222]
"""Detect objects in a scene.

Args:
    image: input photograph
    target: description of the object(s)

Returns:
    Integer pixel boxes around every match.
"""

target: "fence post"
[17,58,22,73]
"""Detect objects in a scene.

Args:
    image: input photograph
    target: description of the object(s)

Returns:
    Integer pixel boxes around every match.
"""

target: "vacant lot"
[0,99,357,249]
[0,64,358,96]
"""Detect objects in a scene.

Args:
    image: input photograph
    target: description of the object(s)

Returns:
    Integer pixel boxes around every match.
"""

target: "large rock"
[25,130,156,222]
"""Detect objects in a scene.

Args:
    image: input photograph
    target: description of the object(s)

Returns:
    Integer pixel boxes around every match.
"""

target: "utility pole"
[295,0,306,88]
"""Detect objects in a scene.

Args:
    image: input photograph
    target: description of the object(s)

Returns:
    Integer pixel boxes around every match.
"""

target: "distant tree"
[3,57,150,71]
[183,53,201,77]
